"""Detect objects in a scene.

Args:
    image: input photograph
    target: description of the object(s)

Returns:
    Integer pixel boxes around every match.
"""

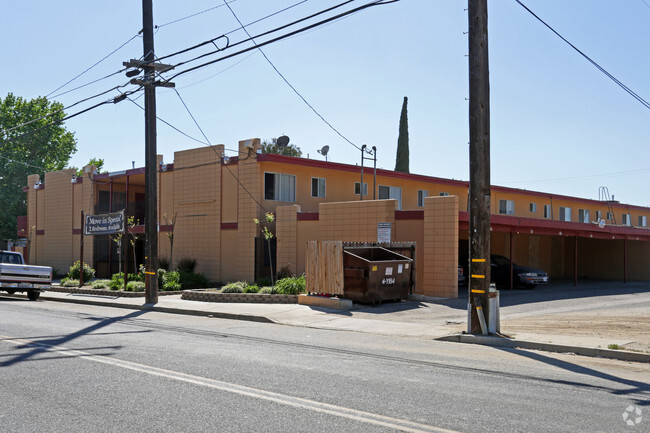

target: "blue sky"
[2,0,649,206]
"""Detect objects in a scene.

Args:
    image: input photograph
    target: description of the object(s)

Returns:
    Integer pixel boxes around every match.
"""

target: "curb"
[36,293,274,324]
[437,334,650,364]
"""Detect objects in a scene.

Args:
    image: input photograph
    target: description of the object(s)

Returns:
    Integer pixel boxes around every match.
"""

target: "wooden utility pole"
[468,0,491,334]
[142,0,159,303]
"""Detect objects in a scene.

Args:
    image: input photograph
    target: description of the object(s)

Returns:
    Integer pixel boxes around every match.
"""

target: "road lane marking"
[0,335,461,433]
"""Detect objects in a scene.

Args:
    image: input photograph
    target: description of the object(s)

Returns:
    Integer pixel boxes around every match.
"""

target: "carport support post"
[509,231,514,290]
[623,239,627,284]
[574,236,578,287]
[79,211,84,288]
[467,0,491,334]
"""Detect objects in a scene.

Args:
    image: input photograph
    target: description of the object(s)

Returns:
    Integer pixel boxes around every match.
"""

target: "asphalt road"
[1,298,648,433]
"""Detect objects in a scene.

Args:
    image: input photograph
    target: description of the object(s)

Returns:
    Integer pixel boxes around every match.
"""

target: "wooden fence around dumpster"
[306,241,344,295]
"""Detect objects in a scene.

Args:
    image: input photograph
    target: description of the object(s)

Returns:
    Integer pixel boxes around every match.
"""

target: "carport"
[459,212,650,288]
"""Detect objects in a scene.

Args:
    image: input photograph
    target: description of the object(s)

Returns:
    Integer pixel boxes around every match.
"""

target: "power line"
[154,0,238,28]
[498,167,650,185]
[514,0,650,110]
[172,88,269,213]
[155,0,313,63]
[222,0,366,152]
[46,33,141,98]
[49,69,127,100]
[164,1,397,82]
[2,81,132,137]
[1,88,139,147]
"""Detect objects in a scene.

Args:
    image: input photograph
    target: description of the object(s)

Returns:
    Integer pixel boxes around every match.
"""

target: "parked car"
[459,254,548,289]
[0,251,52,300]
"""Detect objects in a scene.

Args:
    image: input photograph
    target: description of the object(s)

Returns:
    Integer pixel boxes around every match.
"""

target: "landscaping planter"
[182,290,298,304]
[48,286,182,297]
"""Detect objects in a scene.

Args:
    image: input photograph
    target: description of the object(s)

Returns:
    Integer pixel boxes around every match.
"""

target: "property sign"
[377,222,392,243]
[84,211,125,236]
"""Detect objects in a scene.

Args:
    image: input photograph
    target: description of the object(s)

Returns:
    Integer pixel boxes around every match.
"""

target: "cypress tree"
[394,96,409,173]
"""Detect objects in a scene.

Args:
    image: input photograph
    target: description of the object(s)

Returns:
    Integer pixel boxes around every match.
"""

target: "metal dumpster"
[343,246,413,304]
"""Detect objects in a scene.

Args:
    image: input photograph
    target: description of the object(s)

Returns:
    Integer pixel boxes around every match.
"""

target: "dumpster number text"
[382,278,396,285]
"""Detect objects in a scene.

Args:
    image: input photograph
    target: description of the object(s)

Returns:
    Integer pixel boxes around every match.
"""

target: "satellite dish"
[276,135,290,150]
[598,218,606,229]
[317,145,330,161]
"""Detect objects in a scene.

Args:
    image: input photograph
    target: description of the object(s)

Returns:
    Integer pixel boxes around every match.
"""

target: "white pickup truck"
[0,251,52,300]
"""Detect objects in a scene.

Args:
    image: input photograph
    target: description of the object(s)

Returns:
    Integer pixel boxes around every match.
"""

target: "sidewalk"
[16,286,650,364]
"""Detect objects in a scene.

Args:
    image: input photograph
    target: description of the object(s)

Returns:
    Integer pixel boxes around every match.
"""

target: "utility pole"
[468,0,491,334]
[142,0,159,304]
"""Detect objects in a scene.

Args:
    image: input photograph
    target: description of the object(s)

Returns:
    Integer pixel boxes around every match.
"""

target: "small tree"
[162,212,177,270]
[261,138,302,157]
[127,216,140,274]
[254,212,275,285]
[111,231,124,276]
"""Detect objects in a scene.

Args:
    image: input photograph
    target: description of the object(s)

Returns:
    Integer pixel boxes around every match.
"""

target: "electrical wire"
[45,33,141,98]
[1,88,140,147]
[498,167,650,185]
[155,0,238,29]
[2,81,132,137]
[155,0,312,62]
[222,0,365,153]
[164,1,397,82]
[514,0,650,110]
[172,88,269,213]
[49,69,127,100]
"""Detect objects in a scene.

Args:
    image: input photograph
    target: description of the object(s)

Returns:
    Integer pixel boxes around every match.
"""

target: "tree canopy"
[0,93,77,239]
[261,137,302,157]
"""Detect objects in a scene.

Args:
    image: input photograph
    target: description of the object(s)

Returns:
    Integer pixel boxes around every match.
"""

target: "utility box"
[343,246,413,304]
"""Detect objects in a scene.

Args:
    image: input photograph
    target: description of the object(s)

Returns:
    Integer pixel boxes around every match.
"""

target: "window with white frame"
[264,172,295,202]
[311,177,326,198]
[530,203,537,213]
[639,216,647,227]
[578,209,590,223]
[439,192,449,197]
[499,199,514,215]
[596,210,602,221]
[417,190,428,207]
[354,182,368,196]
[378,185,402,209]
[544,204,551,219]
[607,211,613,221]
[622,213,631,226]
[559,207,572,222]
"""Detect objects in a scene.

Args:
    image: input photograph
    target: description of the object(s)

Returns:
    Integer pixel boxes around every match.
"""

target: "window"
[499,199,514,215]
[439,192,449,197]
[559,207,572,222]
[311,177,326,198]
[264,172,295,202]
[606,211,613,221]
[622,213,631,226]
[529,203,537,213]
[417,190,428,207]
[639,216,647,227]
[378,185,402,209]
[578,209,590,223]
[596,210,602,221]
[544,204,551,219]
[354,182,368,196]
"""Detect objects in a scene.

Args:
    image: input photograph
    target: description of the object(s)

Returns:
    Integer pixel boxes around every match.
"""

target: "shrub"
[128,272,144,283]
[220,284,244,294]
[67,261,95,282]
[60,278,80,287]
[126,281,145,292]
[243,284,260,293]
[159,269,181,291]
[276,265,293,280]
[158,256,170,271]
[256,276,273,287]
[91,279,111,289]
[258,286,278,294]
[179,271,209,289]
[109,273,124,290]
[177,257,197,274]
[275,275,306,295]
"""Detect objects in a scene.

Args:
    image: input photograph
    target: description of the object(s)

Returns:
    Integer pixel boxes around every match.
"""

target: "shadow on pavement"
[494,346,650,406]
[0,308,149,367]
